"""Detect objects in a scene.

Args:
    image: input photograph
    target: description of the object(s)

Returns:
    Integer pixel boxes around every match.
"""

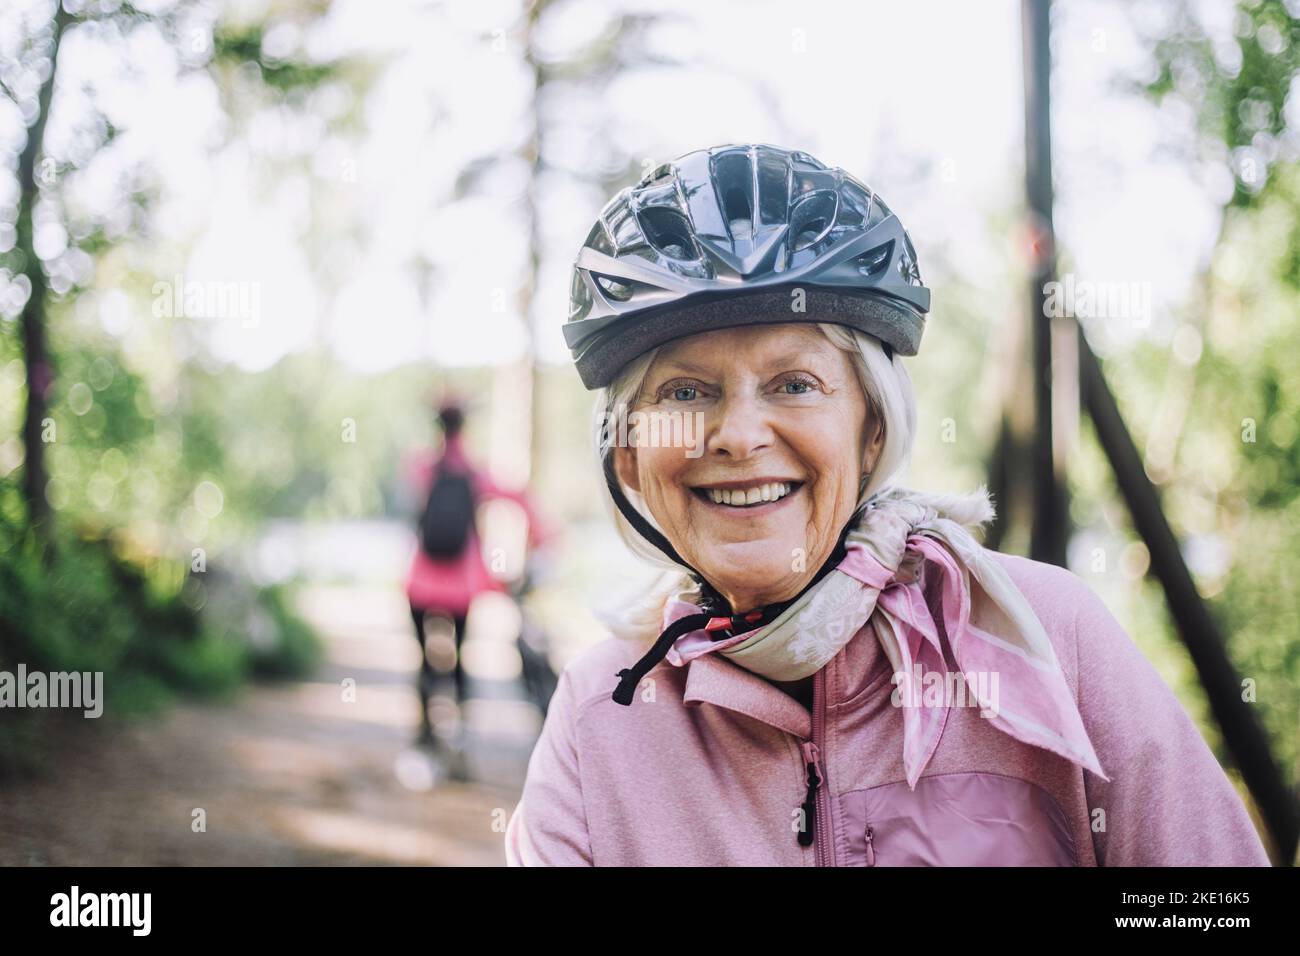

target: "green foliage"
[0,0,345,779]
[1194,168,1300,780]
[248,584,323,679]
[0,495,323,774]
[1146,0,1300,209]
[212,23,339,93]
[1127,0,1300,784]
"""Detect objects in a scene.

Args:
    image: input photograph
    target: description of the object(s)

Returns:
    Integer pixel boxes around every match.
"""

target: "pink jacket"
[404,435,551,614]
[504,550,1272,866]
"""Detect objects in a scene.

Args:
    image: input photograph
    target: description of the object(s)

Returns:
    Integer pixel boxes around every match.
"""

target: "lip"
[690,477,802,491]
[691,480,804,516]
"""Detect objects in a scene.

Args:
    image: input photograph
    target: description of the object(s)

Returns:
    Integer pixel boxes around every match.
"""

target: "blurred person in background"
[405,399,552,777]
[504,144,1271,866]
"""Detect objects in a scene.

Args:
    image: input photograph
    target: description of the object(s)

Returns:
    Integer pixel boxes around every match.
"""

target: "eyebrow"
[650,358,711,378]
[763,350,832,369]
[651,347,833,380]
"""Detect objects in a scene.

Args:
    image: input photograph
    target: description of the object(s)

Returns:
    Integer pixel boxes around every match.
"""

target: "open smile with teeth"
[695,481,800,508]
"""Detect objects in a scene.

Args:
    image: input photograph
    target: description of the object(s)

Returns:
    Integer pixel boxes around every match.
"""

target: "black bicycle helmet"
[564,143,930,390]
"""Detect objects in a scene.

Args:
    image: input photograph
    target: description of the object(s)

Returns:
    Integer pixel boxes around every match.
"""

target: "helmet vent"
[898,235,922,285]
[638,163,674,188]
[594,273,636,302]
[854,240,893,278]
[712,150,756,239]
[722,187,753,239]
[789,190,837,252]
[638,206,698,261]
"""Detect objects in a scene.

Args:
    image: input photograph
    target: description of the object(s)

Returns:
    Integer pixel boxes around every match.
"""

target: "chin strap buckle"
[703,610,764,639]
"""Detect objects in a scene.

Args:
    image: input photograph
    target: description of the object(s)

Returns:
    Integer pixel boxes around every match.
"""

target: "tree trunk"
[16,4,72,538]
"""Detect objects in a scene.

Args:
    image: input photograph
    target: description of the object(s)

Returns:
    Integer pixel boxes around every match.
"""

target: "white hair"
[590,322,952,642]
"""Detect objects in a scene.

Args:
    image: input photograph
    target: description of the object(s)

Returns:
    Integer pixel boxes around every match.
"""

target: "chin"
[698,545,801,608]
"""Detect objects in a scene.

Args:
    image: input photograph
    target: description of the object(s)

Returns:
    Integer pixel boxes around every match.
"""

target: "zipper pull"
[798,742,822,848]
[863,825,875,866]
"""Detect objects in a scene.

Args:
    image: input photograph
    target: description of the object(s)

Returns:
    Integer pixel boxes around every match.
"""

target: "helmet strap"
[602,450,696,572]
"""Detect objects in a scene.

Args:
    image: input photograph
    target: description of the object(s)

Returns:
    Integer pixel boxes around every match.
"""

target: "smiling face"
[613,323,883,612]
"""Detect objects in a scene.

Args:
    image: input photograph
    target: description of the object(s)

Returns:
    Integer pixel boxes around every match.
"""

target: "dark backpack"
[419,462,476,560]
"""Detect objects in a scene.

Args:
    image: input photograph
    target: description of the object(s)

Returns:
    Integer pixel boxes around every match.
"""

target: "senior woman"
[505,143,1270,867]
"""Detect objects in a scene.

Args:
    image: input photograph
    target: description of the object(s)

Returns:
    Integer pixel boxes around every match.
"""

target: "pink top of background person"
[403,427,553,616]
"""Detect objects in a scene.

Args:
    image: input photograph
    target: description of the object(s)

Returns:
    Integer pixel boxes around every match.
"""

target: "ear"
[613,443,641,494]
[862,410,885,474]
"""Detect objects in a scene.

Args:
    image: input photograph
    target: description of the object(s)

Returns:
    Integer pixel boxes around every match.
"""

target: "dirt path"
[0,584,541,866]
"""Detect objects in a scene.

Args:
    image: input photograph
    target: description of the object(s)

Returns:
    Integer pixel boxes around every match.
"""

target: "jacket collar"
[682,650,813,740]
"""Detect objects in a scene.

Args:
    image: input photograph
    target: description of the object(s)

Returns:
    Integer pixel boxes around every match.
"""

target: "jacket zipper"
[864,824,876,866]
[812,668,831,865]
[797,668,833,865]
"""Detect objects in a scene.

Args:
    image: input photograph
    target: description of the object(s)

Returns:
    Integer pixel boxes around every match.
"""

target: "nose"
[705,392,774,460]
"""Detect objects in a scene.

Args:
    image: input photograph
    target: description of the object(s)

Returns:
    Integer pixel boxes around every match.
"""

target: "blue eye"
[779,377,816,394]
[672,386,697,401]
